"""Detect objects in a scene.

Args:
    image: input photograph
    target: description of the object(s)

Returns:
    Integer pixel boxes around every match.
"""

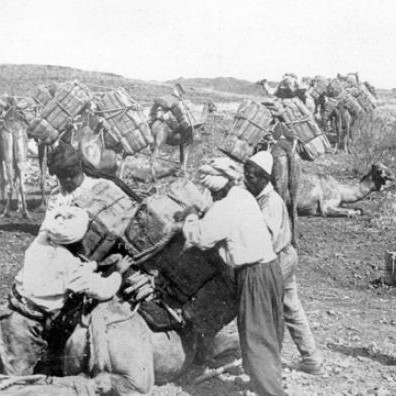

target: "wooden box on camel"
[307,76,328,100]
[95,88,153,155]
[29,80,91,145]
[150,95,203,131]
[217,100,273,163]
[348,85,376,113]
[280,98,330,161]
[72,180,139,261]
[124,179,211,255]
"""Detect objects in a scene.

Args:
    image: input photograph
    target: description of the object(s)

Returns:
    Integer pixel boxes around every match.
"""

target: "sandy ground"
[1,114,396,395]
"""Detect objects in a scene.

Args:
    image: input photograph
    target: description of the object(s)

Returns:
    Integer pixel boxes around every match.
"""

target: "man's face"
[56,167,84,193]
[244,161,267,197]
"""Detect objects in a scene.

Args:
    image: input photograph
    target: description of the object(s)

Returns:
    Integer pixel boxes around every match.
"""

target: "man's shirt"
[256,183,292,254]
[182,186,277,267]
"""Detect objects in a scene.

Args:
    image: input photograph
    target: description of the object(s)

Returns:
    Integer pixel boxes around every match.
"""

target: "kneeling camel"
[297,163,393,217]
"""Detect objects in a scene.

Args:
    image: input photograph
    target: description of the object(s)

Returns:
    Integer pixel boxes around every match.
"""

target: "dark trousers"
[236,259,285,396]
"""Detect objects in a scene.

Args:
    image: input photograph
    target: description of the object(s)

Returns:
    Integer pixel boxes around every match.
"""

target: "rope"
[235,114,270,132]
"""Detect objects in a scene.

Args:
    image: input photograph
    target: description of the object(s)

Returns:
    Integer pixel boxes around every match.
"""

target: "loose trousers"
[236,259,285,396]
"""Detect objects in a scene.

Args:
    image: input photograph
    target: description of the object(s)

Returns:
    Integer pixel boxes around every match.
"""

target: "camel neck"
[339,178,375,204]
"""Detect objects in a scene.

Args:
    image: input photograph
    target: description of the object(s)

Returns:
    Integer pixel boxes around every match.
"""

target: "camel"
[149,100,216,181]
[0,237,238,396]
[296,163,393,217]
[0,97,30,219]
[256,78,315,114]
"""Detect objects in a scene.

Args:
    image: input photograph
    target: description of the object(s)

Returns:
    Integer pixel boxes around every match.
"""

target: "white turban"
[199,157,242,192]
[41,206,90,245]
[248,151,273,175]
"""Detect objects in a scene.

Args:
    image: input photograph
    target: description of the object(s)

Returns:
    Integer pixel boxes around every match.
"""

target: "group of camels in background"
[0,74,388,249]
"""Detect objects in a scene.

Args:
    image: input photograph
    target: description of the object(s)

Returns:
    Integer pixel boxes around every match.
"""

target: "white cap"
[249,151,273,175]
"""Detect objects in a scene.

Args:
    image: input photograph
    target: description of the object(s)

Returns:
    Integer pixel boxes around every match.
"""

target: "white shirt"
[257,183,292,254]
[14,233,121,313]
[182,186,277,267]
[47,175,107,210]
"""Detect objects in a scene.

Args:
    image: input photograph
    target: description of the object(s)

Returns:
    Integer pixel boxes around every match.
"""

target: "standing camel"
[149,99,216,181]
[0,97,30,219]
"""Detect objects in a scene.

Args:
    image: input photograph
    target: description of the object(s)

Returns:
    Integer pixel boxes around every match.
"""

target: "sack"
[281,98,322,143]
[218,100,273,162]
[95,88,153,155]
[138,300,180,332]
[72,180,138,261]
[297,134,331,161]
[30,80,91,144]
[182,271,237,336]
[124,179,211,254]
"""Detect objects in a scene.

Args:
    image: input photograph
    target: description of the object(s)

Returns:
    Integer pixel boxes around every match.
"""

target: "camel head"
[362,163,394,191]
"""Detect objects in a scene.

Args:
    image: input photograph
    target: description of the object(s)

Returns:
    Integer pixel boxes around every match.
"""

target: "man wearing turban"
[180,157,285,396]
[244,150,324,376]
[0,206,132,375]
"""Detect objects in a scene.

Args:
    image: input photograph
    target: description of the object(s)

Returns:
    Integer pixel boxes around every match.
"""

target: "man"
[181,157,284,396]
[0,205,131,375]
[244,150,324,375]
[46,141,141,210]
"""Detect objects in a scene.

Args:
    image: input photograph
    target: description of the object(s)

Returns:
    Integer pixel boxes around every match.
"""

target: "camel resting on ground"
[296,163,393,217]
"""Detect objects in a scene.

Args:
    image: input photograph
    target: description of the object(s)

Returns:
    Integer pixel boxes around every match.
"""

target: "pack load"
[125,178,211,255]
[323,97,338,121]
[280,98,330,161]
[150,95,203,132]
[217,99,273,163]
[72,180,139,261]
[29,80,91,145]
[347,84,376,113]
[33,83,58,106]
[336,90,363,115]
[95,87,153,155]
[328,78,350,97]
[307,76,328,100]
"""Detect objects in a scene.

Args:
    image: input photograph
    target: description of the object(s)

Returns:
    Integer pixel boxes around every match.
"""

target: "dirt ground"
[1,106,396,395]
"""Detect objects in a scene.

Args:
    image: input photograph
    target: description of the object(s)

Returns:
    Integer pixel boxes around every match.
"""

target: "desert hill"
[0,64,260,105]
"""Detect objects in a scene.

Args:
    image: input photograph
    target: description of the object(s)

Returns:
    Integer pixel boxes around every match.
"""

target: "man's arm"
[182,200,230,250]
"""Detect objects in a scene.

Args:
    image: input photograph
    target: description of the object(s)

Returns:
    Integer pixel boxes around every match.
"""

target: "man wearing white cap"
[0,206,131,375]
[244,150,324,376]
[181,157,285,396]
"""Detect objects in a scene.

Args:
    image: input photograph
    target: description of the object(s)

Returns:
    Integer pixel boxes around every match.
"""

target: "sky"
[0,0,395,88]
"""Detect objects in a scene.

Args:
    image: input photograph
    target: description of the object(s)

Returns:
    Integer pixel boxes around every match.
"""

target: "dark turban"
[48,142,82,177]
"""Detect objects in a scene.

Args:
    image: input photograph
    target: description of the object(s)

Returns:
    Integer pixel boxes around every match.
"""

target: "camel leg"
[117,152,127,180]
[150,144,158,182]
[179,143,190,175]
[14,160,30,219]
[321,205,362,218]
[1,161,13,218]
[37,144,47,211]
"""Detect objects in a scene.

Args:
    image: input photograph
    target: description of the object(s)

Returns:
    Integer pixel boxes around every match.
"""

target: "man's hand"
[123,271,155,302]
[98,253,123,268]
[115,255,135,275]
[173,206,200,222]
